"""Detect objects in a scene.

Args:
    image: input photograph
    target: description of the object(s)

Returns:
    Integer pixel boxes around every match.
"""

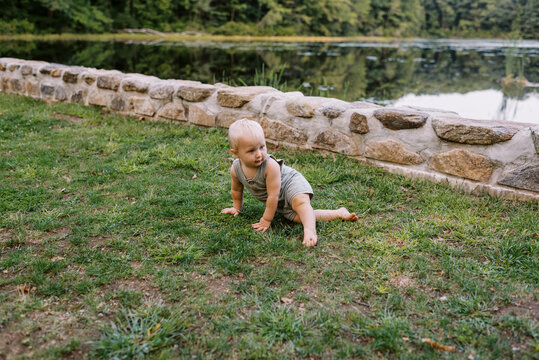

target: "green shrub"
[0,19,35,34]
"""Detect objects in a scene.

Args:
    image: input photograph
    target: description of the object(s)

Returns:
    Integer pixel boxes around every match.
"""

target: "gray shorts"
[277,172,314,221]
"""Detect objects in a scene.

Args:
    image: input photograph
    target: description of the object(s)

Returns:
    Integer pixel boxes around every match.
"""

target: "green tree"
[257,0,290,27]
[421,0,455,34]
[451,0,496,33]
[304,0,359,36]
[129,0,176,31]
[487,0,539,38]
[520,0,539,38]
[37,0,112,32]
[181,0,212,25]
[0,0,537,37]
[352,0,372,33]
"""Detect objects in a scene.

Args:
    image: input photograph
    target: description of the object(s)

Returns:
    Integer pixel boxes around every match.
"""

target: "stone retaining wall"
[1,57,538,201]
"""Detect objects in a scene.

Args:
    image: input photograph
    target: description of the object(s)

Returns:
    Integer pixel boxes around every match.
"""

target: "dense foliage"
[1,0,537,38]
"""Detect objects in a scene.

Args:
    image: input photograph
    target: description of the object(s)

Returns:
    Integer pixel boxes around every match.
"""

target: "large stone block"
[82,72,97,85]
[40,83,55,97]
[9,79,23,93]
[122,77,151,93]
[50,69,63,77]
[217,86,277,108]
[260,117,308,144]
[20,65,33,76]
[158,101,186,121]
[110,95,126,111]
[63,68,83,84]
[374,108,428,130]
[432,117,519,145]
[8,64,20,72]
[313,128,358,155]
[131,97,156,116]
[23,61,50,75]
[71,90,87,104]
[322,103,347,119]
[0,77,7,91]
[149,83,174,100]
[285,97,326,118]
[498,165,539,192]
[216,111,255,128]
[97,74,122,91]
[26,80,40,97]
[0,62,5,71]
[177,84,216,102]
[429,149,494,182]
[88,91,108,107]
[39,64,61,76]
[188,104,215,127]
[37,65,49,74]
[54,86,68,101]
[349,112,369,134]
[531,127,539,154]
[254,92,287,116]
[365,139,424,165]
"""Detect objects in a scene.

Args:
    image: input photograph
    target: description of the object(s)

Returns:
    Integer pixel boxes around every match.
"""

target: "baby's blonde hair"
[228,119,265,150]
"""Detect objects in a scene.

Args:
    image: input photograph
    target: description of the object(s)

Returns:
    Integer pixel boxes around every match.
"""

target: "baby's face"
[233,132,267,168]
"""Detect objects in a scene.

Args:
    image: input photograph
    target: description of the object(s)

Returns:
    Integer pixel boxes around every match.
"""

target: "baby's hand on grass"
[221,207,240,217]
[252,217,271,233]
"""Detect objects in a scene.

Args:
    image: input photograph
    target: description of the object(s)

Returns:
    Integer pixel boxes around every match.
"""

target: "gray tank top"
[233,154,299,203]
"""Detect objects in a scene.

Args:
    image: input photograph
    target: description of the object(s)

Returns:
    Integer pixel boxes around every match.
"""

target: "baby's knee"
[291,193,311,209]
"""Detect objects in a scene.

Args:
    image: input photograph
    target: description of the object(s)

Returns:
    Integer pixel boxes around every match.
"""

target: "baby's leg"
[314,208,359,222]
[291,194,317,247]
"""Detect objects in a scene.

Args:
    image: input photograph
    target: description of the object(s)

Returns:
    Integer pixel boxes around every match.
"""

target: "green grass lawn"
[0,93,537,359]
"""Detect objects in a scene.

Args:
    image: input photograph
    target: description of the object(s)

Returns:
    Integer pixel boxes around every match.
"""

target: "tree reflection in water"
[1,39,537,123]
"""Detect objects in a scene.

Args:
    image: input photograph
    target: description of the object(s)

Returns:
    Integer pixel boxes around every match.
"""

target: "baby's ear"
[230,149,238,156]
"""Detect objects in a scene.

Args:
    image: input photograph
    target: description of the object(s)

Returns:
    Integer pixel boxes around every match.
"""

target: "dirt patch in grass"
[87,236,111,249]
[204,276,234,297]
[337,299,373,318]
[498,296,539,322]
[0,227,13,243]
[0,293,99,359]
[0,326,30,360]
[386,234,407,248]
[390,273,415,288]
[25,230,45,246]
[111,276,166,302]
[1,278,169,358]
[45,226,72,246]
[298,282,319,298]
[61,193,76,201]
[53,112,84,124]
[48,226,72,239]
[7,227,73,247]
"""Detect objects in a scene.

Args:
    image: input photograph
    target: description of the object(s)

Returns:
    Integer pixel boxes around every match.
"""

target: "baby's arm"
[221,165,243,216]
[252,158,281,233]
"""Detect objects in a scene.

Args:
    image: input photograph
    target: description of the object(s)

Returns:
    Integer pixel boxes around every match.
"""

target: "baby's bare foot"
[302,230,318,247]
[339,207,359,221]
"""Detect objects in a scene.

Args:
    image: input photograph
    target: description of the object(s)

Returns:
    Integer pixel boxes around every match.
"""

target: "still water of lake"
[1,38,537,124]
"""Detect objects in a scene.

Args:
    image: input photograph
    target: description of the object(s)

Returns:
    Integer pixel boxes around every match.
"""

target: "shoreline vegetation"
[0,33,533,43]
[1,1,536,40]
[2,33,417,43]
